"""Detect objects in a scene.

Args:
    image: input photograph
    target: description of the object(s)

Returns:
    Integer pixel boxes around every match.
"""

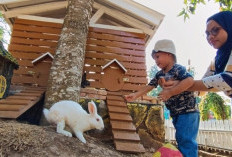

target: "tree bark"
[44,0,94,108]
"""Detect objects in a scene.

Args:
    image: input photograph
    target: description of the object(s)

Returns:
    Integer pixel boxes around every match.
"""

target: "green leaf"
[180,0,232,20]
[178,9,186,17]
[189,6,196,13]
[184,13,190,20]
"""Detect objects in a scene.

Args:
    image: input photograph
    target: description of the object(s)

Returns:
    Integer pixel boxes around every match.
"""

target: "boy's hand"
[124,94,136,102]
[158,89,172,102]
[158,77,166,88]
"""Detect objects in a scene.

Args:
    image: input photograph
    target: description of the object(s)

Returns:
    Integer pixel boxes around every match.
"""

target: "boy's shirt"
[148,64,198,117]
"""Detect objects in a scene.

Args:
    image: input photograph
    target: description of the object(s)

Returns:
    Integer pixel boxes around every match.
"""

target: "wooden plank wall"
[9,18,61,86]
[85,27,147,91]
[8,18,147,91]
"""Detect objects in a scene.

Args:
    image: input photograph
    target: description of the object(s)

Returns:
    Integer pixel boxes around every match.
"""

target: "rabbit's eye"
[96,118,99,121]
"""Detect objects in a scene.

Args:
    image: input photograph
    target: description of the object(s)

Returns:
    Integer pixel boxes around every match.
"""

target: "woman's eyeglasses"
[205,27,222,38]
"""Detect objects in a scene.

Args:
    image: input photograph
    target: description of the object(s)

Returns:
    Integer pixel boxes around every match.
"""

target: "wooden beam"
[2,1,67,18]
[17,15,63,24]
[0,0,32,5]
[94,3,153,35]
[89,23,143,34]
[90,8,105,24]
[17,15,143,34]
[146,25,159,47]
[95,0,164,26]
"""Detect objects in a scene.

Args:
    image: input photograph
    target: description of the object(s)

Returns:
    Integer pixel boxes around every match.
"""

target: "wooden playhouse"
[0,0,164,153]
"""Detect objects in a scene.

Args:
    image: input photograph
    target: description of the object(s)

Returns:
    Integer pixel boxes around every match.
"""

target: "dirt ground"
[0,119,231,157]
[0,119,154,157]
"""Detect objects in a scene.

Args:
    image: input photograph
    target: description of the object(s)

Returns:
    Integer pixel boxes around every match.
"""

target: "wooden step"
[24,87,46,90]
[20,90,44,94]
[111,121,136,131]
[14,93,42,96]
[0,99,32,105]
[108,106,129,114]
[114,141,145,153]
[7,95,38,101]
[107,95,125,101]
[109,112,132,122]
[0,105,24,111]
[0,86,45,118]
[107,100,127,107]
[112,130,140,141]
[106,92,145,153]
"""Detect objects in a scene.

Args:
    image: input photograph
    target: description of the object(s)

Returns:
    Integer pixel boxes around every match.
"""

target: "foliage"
[0,13,3,40]
[0,12,11,45]
[180,0,232,20]
[149,65,159,79]
[199,92,230,121]
[0,29,3,40]
[226,105,231,118]
[148,65,162,97]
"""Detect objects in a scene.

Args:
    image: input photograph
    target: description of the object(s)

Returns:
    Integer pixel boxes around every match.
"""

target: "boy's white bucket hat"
[151,39,176,58]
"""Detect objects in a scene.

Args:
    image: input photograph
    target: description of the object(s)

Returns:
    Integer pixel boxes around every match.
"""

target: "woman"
[162,11,232,97]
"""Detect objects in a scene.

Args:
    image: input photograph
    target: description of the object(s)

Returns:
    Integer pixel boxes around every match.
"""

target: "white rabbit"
[43,100,104,143]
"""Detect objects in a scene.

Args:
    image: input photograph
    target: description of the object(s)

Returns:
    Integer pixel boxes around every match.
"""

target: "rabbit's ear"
[88,101,97,115]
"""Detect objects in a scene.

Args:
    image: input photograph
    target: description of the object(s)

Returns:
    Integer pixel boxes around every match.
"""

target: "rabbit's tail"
[43,108,50,121]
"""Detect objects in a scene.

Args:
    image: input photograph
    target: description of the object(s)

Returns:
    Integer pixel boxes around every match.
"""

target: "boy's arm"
[124,85,154,102]
[158,77,194,101]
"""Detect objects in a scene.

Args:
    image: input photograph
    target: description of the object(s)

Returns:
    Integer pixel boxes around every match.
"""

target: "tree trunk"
[44,0,94,108]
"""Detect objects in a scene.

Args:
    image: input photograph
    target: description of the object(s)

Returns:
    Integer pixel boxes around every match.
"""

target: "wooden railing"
[164,119,232,150]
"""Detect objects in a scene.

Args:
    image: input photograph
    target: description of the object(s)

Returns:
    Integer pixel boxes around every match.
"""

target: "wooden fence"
[165,119,232,150]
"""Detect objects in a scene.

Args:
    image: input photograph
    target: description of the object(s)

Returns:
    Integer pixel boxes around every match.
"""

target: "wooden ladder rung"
[112,130,140,141]
[114,140,145,153]
[111,121,136,131]
[107,100,127,107]
[109,112,132,122]
[107,91,123,96]
[107,95,124,101]
[108,106,129,114]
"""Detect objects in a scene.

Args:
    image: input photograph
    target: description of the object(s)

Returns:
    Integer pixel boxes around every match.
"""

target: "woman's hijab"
[207,11,232,74]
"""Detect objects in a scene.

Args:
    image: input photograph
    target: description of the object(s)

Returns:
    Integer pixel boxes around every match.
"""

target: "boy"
[124,39,199,157]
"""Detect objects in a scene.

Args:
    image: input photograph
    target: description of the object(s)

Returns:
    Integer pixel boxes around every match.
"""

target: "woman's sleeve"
[202,62,214,78]
[201,60,232,92]
[202,72,232,91]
